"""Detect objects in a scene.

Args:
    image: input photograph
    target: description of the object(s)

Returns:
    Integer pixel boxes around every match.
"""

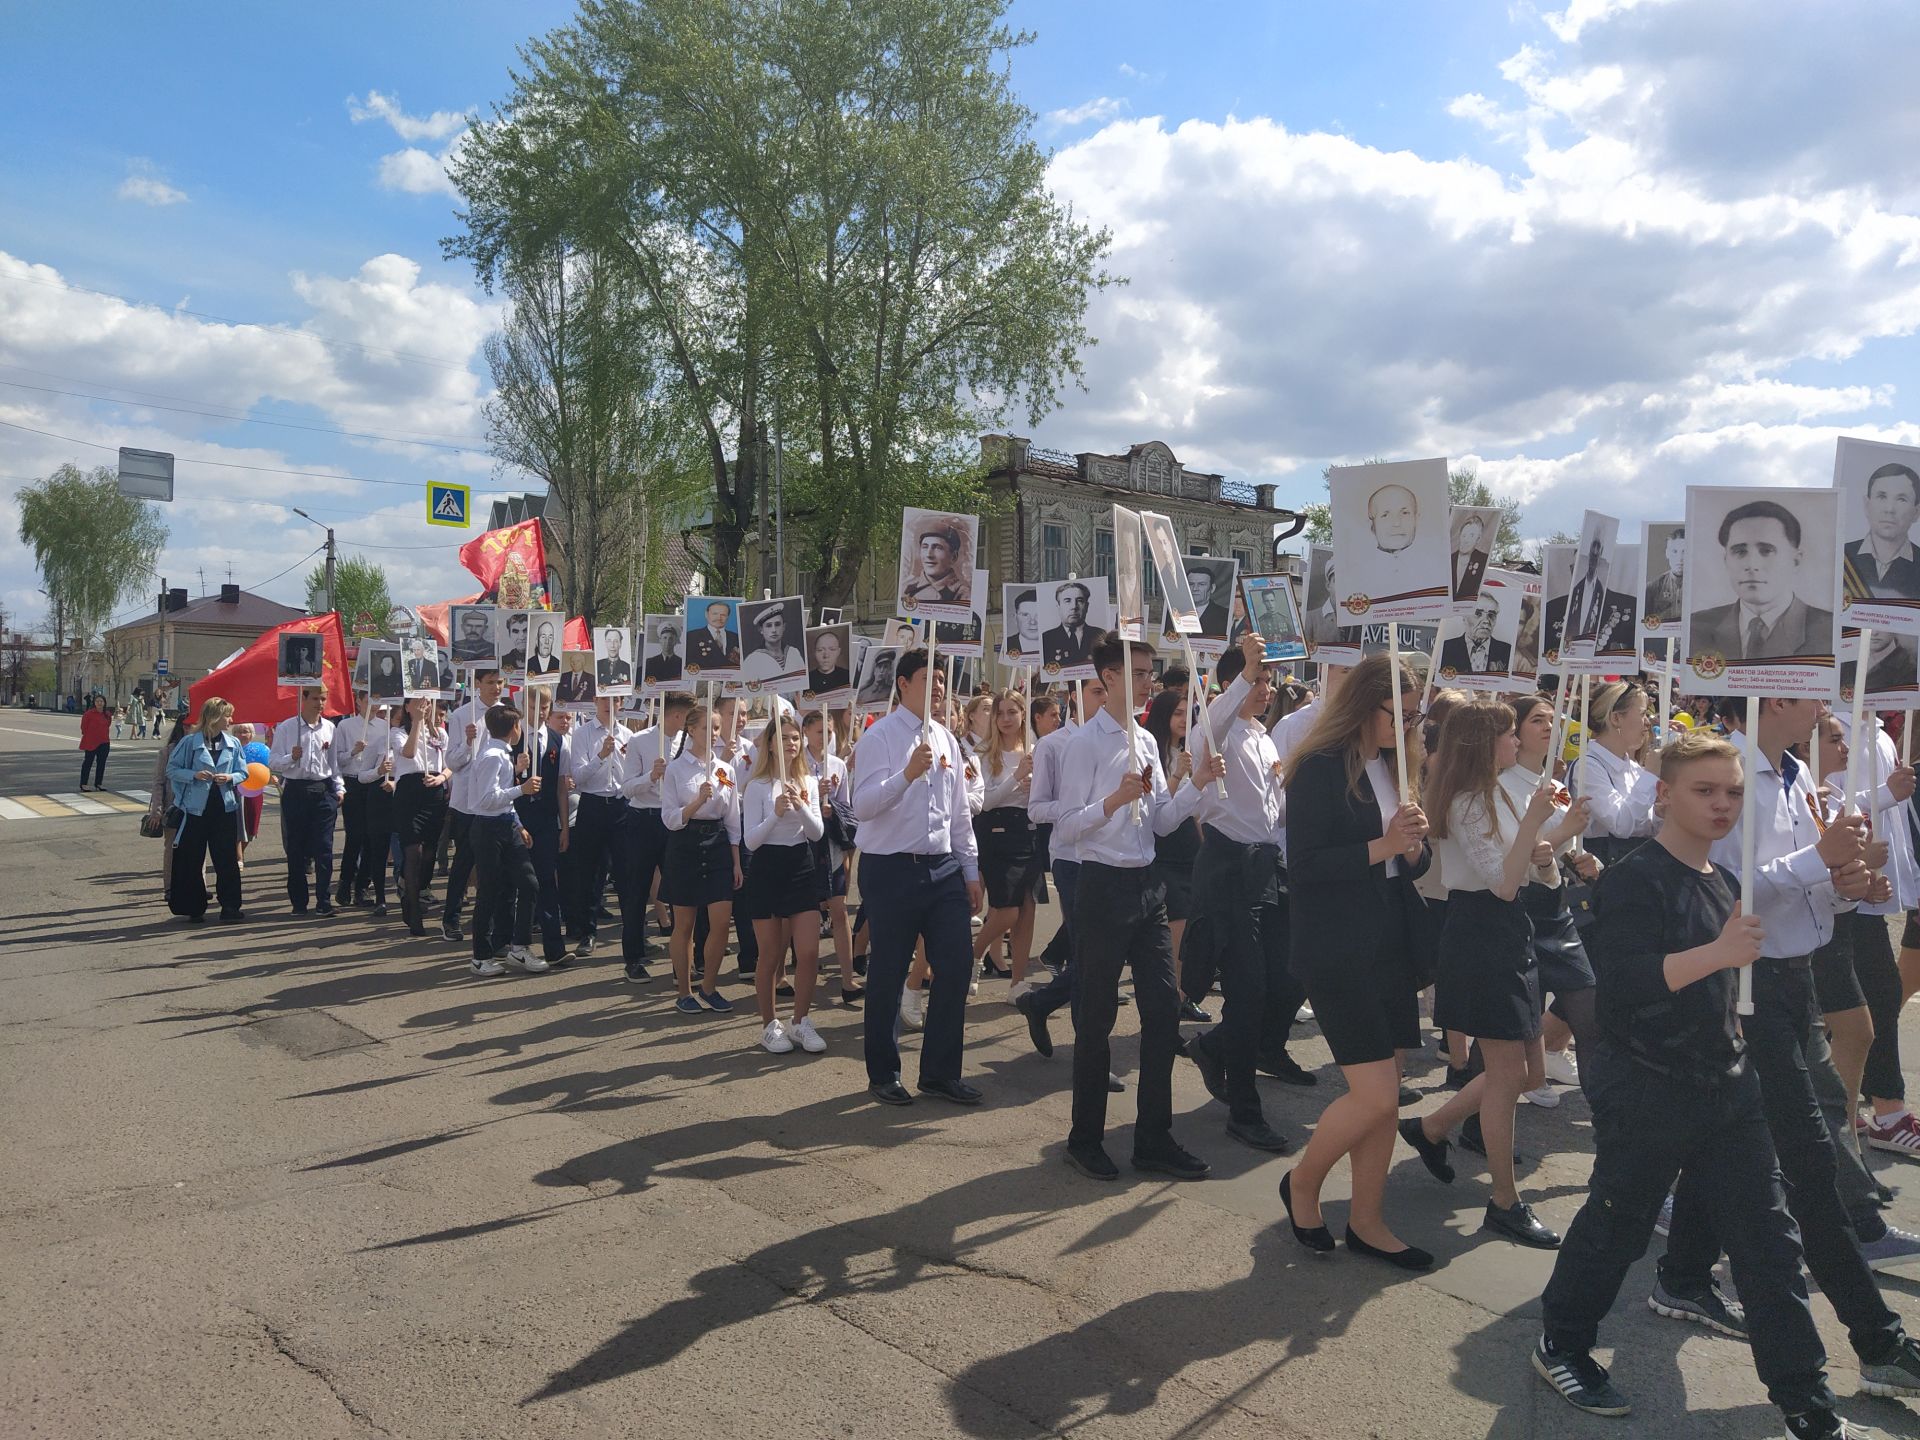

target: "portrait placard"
[1328,457,1451,623]
[1595,544,1644,669]
[556,650,598,711]
[523,614,564,685]
[1239,574,1306,664]
[802,623,854,704]
[276,631,324,690]
[1541,542,1575,672]
[854,646,902,710]
[362,642,403,702]
[1302,544,1361,666]
[682,596,744,682]
[401,637,443,700]
[1180,555,1238,654]
[1562,511,1623,664]
[1437,567,1531,693]
[1034,576,1112,681]
[1836,436,1920,635]
[1002,584,1044,665]
[739,595,808,693]
[1448,505,1501,611]
[592,625,635,697]
[896,507,978,623]
[1112,506,1147,642]
[1841,627,1920,707]
[1641,521,1687,637]
[1682,486,1842,698]
[640,613,685,695]
[1140,512,1197,635]
[933,570,989,657]
[496,609,532,681]
[448,604,497,667]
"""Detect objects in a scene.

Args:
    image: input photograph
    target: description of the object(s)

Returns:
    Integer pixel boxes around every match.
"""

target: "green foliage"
[306,555,393,627]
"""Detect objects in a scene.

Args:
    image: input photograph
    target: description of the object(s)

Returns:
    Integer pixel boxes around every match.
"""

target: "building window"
[1041,522,1068,581]
[1233,547,1255,575]
[1188,541,1209,556]
[1094,527,1115,582]
[1143,540,1161,601]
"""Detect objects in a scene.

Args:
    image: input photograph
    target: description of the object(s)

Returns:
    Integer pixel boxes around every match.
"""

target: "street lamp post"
[291,508,337,615]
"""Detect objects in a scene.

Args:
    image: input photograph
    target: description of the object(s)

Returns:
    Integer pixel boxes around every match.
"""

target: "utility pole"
[292,508,338,614]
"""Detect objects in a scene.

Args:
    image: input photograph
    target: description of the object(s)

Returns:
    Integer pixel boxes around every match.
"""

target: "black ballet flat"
[979,957,1012,979]
[1279,1171,1334,1254]
[1344,1227,1434,1271]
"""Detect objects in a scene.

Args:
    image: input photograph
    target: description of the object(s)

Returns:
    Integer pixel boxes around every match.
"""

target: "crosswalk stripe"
[48,792,115,815]
[118,789,151,804]
[14,795,75,817]
[0,797,37,820]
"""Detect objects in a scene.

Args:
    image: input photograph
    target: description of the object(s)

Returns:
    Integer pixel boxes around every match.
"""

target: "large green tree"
[17,463,168,696]
[306,555,393,630]
[448,0,1112,603]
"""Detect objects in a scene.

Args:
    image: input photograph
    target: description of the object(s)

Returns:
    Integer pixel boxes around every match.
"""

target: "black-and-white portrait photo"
[817,607,843,627]
[364,642,403,702]
[933,570,988,656]
[1038,576,1112,678]
[1836,436,1920,632]
[1565,511,1623,652]
[854,646,901,710]
[526,615,563,678]
[1449,505,1499,607]
[1439,591,1510,677]
[594,626,633,693]
[1183,556,1239,647]
[1328,457,1450,622]
[557,649,597,709]
[1683,486,1842,697]
[897,506,977,621]
[740,596,806,689]
[1642,521,1687,634]
[804,623,853,698]
[641,614,684,691]
[1112,507,1147,640]
[277,632,323,686]
[1596,544,1642,659]
[1844,627,1920,704]
[449,604,496,666]
[497,610,531,676]
[1003,584,1045,664]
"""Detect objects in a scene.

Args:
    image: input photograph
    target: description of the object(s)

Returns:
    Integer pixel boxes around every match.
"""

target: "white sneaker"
[1295,1003,1315,1024]
[761,1019,794,1054]
[1007,978,1038,1004]
[1543,1049,1580,1087]
[968,980,980,997]
[1523,1083,1562,1108]
[900,987,926,1029]
[469,955,507,978]
[506,945,548,973]
[791,1015,827,1053]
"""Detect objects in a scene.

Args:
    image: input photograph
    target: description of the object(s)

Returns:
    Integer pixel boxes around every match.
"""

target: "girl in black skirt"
[662,702,743,1014]
[1280,654,1436,1268]
[1421,698,1586,1248]
[1144,688,1205,1017]
[356,704,395,916]
[743,716,827,1053]
[390,698,451,937]
[971,690,1042,986]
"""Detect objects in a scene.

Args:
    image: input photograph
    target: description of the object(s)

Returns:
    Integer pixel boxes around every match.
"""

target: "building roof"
[106,589,306,637]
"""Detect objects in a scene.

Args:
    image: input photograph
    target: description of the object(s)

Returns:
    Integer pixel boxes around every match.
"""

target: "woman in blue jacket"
[166,696,249,922]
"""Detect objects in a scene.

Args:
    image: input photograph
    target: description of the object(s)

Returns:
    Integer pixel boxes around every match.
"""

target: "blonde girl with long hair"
[741,713,827,1053]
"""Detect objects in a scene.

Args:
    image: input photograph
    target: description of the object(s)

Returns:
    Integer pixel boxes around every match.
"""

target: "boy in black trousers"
[469,703,546,978]
[1532,729,1874,1437]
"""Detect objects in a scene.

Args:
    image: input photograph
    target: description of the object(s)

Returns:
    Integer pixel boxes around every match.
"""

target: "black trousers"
[619,807,671,963]
[525,819,566,961]
[570,794,640,946]
[1069,861,1180,1153]
[280,779,338,912]
[1663,958,1904,1364]
[1852,911,1906,1104]
[167,788,243,919]
[441,810,475,927]
[1191,829,1299,1126]
[1541,1042,1833,1417]
[1028,859,1080,1019]
[80,743,109,788]
[859,852,971,1087]
[471,815,535,961]
[336,777,369,901]
[362,781,393,904]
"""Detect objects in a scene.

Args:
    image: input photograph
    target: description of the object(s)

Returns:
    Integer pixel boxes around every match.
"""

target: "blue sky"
[4,0,1919,637]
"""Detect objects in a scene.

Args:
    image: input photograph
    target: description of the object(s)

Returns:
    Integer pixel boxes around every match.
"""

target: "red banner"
[564,615,590,650]
[416,594,482,647]
[188,612,352,727]
[459,518,549,608]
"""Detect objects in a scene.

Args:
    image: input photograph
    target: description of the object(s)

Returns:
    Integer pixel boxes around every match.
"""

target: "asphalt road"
[7,708,1920,1439]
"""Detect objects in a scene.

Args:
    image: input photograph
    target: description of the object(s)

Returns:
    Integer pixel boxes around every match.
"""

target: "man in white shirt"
[565,696,637,962]
[269,686,346,917]
[851,649,983,1107]
[467,702,548,978]
[1015,675,1106,1046]
[1050,631,1220,1180]
[620,693,692,981]
[442,669,506,945]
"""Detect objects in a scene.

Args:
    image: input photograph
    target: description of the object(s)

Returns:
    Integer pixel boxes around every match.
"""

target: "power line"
[0,418,444,490]
[0,374,494,455]
[0,267,478,374]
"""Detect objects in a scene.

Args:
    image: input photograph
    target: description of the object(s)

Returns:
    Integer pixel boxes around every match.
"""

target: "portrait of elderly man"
[1041,580,1096,667]
[902,518,972,607]
[1439,593,1510,675]
[1844,461,1920,603]
[1368,483,1420,560]
[450,606,494,664]
[1688,499,1836,663]
[1450,510,1492,603]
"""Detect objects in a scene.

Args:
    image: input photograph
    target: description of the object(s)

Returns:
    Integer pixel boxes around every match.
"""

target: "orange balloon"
[241,761,272,794]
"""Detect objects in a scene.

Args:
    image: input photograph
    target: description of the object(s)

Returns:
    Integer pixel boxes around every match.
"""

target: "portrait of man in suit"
[557,651,596,706]
[450,606,494,665]
[1005,587,1043,660]
[1439,593,1511,675]
[406,637,438,690]
[685,601,741,673]
[1844,462,1920,604]
[498,611,529,672]
[596,627,632,688]
[1186,562,1231,638]
[1565,538,1611,646]
[642,623,682,684]
[1450,511,1492,603]
[1687,499,1836,663]
[1644,526,1686,622]
[1041,581,1096,667]
[527,618,561,675]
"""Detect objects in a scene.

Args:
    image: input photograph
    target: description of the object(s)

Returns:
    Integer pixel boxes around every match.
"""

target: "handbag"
[140,809,166,838]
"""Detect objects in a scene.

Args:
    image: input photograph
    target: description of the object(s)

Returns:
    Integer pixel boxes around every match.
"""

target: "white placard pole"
[924,619,938,742]
[1181,636,1227,797]
[1660,637,1673,741]
[1542,668,1573,784]
[1738,715,1757,1017]
[1811,715,1825,824]
[1843,628,1873,816]
[1388,623,1411,804]
[1905,709,1915,767]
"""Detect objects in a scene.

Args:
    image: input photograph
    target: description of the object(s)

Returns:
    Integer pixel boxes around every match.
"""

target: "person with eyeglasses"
[1277,653,1438,1269]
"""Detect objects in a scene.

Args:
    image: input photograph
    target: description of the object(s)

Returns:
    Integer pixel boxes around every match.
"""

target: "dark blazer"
[1042,624,1095,667]
[1196,600,1231,639]
[643,655,683,683]
[686,628,740,671]
[1284,747,1429,979]
[597,658,632,687]
[1438,635,1512,675]
[1688,595,1836,663]
[1451,549,1489,602]
[808,666,851,693]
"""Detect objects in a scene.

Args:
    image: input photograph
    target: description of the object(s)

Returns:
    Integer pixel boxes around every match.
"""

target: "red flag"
[189,613,352,728]
[416,594,483,647]
[564,615,590,649]
[459,519,549,607]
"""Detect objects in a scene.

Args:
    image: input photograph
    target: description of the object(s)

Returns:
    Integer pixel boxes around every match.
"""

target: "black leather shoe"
[1280,1171,1335,1253]
[1255,1051,1318,1086]
[623,963,650,983]
[1485,1200,1561,1249]
[868,1081,914,1107]
[1225,1118,1292,1153]
[1133,1143,1211,1181]
[840,984,864,1007]
[1188,1036,1229,1104]
[1398,1116,1456,1183]
[1016,994,1053,1058]
[1398,1085,1420,1108]
[918,1078,983,1106]
[1179,999,1212,1023]
[1107,1073,1125,1093]
[315,905,335,918]
[1460,1114,1524,1165]
[1065,1145,1120,1181]
[1345,1227,1435,1271]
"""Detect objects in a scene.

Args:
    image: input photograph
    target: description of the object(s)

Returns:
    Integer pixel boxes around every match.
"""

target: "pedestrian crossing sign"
[427,482,471,528]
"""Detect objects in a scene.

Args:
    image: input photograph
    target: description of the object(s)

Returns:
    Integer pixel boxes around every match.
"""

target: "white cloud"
[346,89,470,143]
[1046,97,1126,129]
[116,161,187,207]
[376,142,463,198]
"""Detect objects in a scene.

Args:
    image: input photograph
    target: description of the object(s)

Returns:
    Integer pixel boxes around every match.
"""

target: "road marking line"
[96,795,148,813]
[0,797,36,820]
[16,795,75,817]
[47,792,115,815]
[118,789,151,804]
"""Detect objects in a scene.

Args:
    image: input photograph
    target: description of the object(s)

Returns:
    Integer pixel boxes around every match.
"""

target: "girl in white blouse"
[390,698,452,936]
[803,710,861,1005]
[661,704,743,1014]
[740,716,827,1052]
[970,691,1040,986]
[1571,681,1659,864]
